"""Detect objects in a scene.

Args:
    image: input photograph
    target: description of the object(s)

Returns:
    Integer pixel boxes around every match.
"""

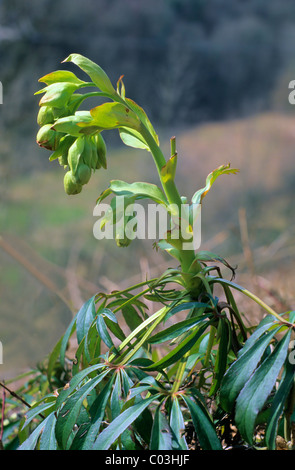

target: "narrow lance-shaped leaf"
[170,398,188,450]
[55,370,110,450]
[75,376,115,450]
[76,296,96,344]
[91,394,161,450]
[18,414,53,450]
[96,315,115,350]
[21,397,56,431]
[182,394,222,450]
[209,318,230,396]
[56,363,107,408]
[145,323,210,371]
[39,412,58,450]
[235,329,292,444]
[219,326,282,412]
[148,315,210,345]
[150,403,172,450]
[265,360,295,450]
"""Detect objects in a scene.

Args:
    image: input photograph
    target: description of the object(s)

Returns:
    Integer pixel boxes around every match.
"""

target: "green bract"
[37,105,55,126]
[36,82,80,109]
[36,124,62,151]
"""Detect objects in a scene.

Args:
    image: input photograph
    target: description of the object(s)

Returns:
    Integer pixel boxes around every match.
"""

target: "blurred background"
[0,0,295,379]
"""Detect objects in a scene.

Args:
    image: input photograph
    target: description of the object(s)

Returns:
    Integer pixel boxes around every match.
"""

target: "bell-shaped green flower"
[37,106,55,126]
[76,162,92,185]
[36,124,63,151]
[94,133,107,169]
[64,171,82,195]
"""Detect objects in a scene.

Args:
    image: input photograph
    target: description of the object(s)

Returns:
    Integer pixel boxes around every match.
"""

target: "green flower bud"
[37,106,55,126]
[87,137,99,170]
[76,162,91,185]
[94,133,107,169]
[36,124,62,151]
[64,171,82,195]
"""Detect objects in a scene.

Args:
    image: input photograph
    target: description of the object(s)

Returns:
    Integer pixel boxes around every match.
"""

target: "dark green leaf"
[39,412,57,450]
[55,370,109,449]
[91,395,160,449]
[122,305,144,336]
[145,323,209,371]
[219,326,282,412]
[166,301,210,321]
[56,363,107,408]
[60,315,77,367]
[104,315,126,342]
[209,319,230,396]
[170,398,188,450]
[18,414,53,450]
[235,330,292,444]
[148,316,209,345]
[237,315,276,358]
[150,404,172,450]
[77,376,115,450]
[76,296,96,344]
[100,308,118,323]
[183,394,222,450]
[21,397,56,430]
[110,372,122,420]
[96,315,114,349]
[265,361,295,450]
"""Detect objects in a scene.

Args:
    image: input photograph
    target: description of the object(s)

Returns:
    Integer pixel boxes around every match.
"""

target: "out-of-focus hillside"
[1,110,295,377]
[1,0,295,175]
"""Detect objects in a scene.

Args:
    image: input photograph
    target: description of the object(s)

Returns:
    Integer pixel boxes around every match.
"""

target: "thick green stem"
[171,350,191,394]
[138,123,199,275]
[198,325,216,389]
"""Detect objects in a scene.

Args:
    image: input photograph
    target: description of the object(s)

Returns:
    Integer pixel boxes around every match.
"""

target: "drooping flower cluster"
[36,70,107,195]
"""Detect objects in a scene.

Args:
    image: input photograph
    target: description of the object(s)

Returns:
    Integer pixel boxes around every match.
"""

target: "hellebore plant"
[14,54,295,450]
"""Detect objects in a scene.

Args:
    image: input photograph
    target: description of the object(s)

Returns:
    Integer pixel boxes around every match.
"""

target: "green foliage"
[2,54,295,452]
